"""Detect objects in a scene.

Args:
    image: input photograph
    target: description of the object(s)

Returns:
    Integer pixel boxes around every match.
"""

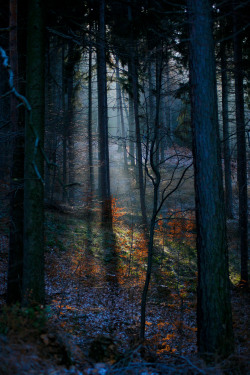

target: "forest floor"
[0,145,249,374]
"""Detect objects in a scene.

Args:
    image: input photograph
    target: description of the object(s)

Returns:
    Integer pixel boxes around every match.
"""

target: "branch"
[0,46,31,111]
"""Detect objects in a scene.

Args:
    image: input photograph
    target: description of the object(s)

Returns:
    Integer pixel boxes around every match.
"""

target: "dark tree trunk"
[88,26,94,194]
[97,0,112,226]
[7,0,24,304]
[116,59,122,153]
[23,0,45,306]
[62,45,67,203]
[220,41,233,219]
[128,78,135,167]
[130,52,147,227]
[140,49,162,340]
[233,3,248,282]
[188,0,234,358]
[127,0,147,226]
[67,43,75,204]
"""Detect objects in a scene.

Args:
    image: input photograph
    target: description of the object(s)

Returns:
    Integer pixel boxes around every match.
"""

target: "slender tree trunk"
[165,54,171,142]
[128,81,135,167]
[116,56,128,169]
[140,50,162,340]
[23,0,45,306]
[67,43,75,204]
[97,0,112,226]
[188,0,234,357]
[88,26,94,194]
[7,0,24,304]
[127,1,147,226]
[233,2,248,282]
[130,52,147,227]
[116,60,122,153]
[220,41,233,219]
[62,45,67,203]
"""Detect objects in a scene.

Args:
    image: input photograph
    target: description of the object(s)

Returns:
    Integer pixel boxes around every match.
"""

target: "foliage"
[0,303,48,335]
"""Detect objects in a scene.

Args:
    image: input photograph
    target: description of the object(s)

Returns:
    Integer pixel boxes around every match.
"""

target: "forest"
[0,0,249,374]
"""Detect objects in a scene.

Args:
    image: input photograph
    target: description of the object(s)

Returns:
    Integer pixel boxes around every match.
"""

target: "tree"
[128,3,147,227]
[7,0,24,304]
[232,1,248,283]
[22,0,45,306]
[220,38,233,219]
[88,23,94,194]
[97,0,112,226]
[187,0,234,358]
[115,56,128,169]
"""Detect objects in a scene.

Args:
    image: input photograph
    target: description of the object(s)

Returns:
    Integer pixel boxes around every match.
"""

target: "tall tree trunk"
[220,41,233,219]
[128,78,135,167]
[97,0,112,226]
[127,1,147,226]
[23,0,45,306]
[187,0,234,358]
[7,0,24,304]
[116,60,122,153]
[88,26,94,194]
[130,51,147,227]
[140,49,162,340]
[62,45,67,203]
[67,43,75,204]
[233,2,248,282]
[116,56,128,169]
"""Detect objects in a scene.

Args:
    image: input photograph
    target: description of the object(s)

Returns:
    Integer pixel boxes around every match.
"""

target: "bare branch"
[0,46,31,111]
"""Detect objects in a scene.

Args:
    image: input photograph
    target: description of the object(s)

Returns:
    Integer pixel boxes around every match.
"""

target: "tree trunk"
[116,59,122,153]
[23,0,45,306]
[7,0,24,304]
[187,0,234,358]
[233,2,248,282]
[220,41,233,219]
[130,52,147,227]
[88,26,94,194]
[62,45,67,203]
[140,49,162,340]
[116,56,128,169]
[128,80,135,167]
[97,0,112,226]
[67,43,75,204]
[127,0,147,226]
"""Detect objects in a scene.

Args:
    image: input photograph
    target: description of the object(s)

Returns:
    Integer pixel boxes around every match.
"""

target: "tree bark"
[67,42,75,204]
[88,26,94,194]
[220,41,233,219]
[188,0,234,358]
[130,51,147,227]
[128,74,135,167]
[116,56,128,169]
[62,45,67,203]
[23,0,45,306]
[127,0,147,226]
[97,0,112,226]
[233,2,248,282]
[7,0,24,304]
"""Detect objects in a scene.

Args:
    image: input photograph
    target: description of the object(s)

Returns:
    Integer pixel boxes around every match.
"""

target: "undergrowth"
[0,303,48,335]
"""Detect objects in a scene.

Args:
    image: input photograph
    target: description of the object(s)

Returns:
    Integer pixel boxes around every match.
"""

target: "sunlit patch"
[45,206,198,356]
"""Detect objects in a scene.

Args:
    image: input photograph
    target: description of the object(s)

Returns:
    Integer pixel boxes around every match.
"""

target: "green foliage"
[0,303,49,335]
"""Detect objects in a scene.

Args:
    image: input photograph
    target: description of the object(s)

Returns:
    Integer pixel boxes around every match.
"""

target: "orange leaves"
[167,210,196,243]
[111,196,126,224]
[156,210,196,245]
